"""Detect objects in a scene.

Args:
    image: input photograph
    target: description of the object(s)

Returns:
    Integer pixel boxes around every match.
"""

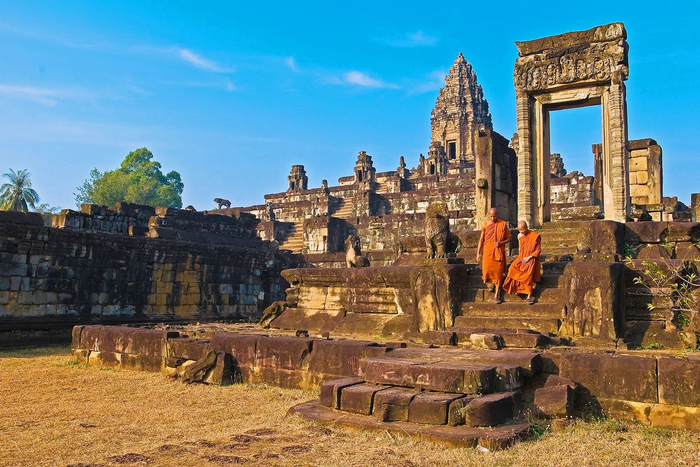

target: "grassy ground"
[1,346,699,467]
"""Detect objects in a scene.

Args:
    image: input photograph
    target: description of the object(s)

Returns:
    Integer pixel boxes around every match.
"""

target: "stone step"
[289,400,529,450]
[454,316,561,334]
[466,286,565,304]
[450,326,551,348]
[461,302,564,319]
[466,272,564,289]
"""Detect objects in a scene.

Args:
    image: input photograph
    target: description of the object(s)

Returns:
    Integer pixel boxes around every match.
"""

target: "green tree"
[0,169,40,212]
[34,203,61,226]
[74,148,184,208]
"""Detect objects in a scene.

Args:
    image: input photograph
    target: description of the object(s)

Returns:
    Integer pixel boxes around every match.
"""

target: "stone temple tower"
[430,53,493,171]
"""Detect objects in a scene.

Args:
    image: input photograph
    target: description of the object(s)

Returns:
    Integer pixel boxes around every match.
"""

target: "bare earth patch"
[1,345,700,466]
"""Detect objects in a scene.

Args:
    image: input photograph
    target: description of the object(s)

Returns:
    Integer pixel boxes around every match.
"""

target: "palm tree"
[0,169,40,212]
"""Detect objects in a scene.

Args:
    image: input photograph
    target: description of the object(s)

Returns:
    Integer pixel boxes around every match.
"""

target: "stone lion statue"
[213,198,231,209]
[345,234,370,268]
[424,201,461,258]
[258,301,287,328]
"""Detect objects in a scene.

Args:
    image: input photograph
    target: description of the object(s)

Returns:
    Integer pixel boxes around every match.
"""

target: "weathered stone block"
[562,262,623,340]
[210,333,260,367]
[657,358,700,406]
[625,222,668,244]
[340,383,386,415]
[637,244,672,260]
[203,352,234,385]
[469,333,502,349]
[409,392,464,425]
[120,354,165,372]
[308,339,386,378]
[372,387,416,422]
[667,222,700,242]
[256,336,313,370]
[463,392,515,427]
[495,365,523,392]
[167,338,212,361]
[560,353,658,404]
[535,385,573,418]
[319,377,363,408]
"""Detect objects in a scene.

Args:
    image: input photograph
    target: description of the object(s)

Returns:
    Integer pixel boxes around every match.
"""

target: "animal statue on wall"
[213,198,231,209]
[185,205,197,211]
[345,234,370,268]
[424,201,461,258]
[258,301,287,328]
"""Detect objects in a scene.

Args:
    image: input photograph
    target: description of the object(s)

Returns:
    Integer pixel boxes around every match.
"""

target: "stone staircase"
[279,221,304,253]
[332,198,354,219]
[449,222,592,345]
[290,348,536,449]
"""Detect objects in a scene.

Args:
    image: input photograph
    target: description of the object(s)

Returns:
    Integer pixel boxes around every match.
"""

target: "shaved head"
[518,220,528,229]
[489,208,498,215]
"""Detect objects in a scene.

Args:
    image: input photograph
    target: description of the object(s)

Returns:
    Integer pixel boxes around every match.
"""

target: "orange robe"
[503,231,542,295]
[481,219,511,285]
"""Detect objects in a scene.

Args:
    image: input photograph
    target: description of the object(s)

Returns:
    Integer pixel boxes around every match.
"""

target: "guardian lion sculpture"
[345,234,370,268]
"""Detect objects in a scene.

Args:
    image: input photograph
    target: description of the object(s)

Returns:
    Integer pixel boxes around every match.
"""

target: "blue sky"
[0,1,698,210]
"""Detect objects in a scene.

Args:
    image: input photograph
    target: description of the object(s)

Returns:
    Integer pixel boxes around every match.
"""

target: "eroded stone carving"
[514,23,628,92]
[213,198,231,209]
[259,300,287,328]
[345,234,370,267]
[424,201,458,259]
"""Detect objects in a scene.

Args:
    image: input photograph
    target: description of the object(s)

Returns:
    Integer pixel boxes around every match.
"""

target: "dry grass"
[1,346,699,467]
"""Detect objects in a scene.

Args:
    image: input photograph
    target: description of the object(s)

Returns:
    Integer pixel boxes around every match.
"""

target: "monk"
[503,221,541,305]
[476,208,512,304]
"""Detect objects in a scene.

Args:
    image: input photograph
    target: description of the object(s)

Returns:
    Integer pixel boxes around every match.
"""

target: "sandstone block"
[121,354,165,372]
[463,392,515,427]
[560,353,658,404]
[210,333,260,367]
[340,383,386,415]
[167,338,212,361]
[657,358,700,406]
[535,385,573,418]
[308,339,386,378]
[372,387,417,422]
[469,333,503,350]
[544,374,576,389]
[203,352,234,385]
[495,365,523,392]
[256,336,313,370]
[625,221,668,243]
[409,392,464,425]
[637,243,672,260]
[320,377,363,408]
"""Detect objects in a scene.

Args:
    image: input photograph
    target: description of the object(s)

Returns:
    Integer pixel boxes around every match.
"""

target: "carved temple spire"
[430,53,493,165]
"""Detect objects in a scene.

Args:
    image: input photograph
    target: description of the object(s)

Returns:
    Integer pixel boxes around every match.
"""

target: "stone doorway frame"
[514,23,630,227]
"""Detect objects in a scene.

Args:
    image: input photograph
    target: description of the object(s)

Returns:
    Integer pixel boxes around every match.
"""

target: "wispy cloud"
[0,84,95,106]
[379,30,438,47]
[340,71,400,89]
[177,48,232,73]
[285,56,300,72]
[410,69,447,94]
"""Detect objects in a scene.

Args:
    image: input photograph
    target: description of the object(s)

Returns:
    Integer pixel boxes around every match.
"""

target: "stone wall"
[0,210,290,332]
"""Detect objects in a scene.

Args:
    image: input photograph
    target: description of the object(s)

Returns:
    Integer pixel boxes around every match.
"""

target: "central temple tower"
[430,53,493,173]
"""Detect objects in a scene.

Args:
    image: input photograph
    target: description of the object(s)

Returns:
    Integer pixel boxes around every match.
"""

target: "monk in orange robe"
[503,221,541,305]
[476,208,512,304]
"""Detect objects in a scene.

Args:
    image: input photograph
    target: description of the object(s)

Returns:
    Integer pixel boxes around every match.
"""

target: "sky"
[0,1,698,211]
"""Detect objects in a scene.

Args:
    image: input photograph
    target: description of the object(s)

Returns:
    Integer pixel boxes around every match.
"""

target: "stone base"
[288,400,530,450]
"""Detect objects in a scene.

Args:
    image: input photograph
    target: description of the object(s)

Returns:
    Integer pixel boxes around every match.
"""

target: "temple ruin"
[3,22,700,446]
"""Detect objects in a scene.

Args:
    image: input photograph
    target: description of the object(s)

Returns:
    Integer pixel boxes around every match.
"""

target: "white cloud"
[342,71,399,89]
[285,56,300,72]
[381,30,438,47]
[0,84,94,106]
[177,49,232,73]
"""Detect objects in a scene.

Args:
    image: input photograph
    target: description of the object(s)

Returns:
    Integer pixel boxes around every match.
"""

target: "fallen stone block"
[495,365,523,392]
[320,377,363,409]
[203,352,234,386]
[469,333,503,350]
[409,392,465,425]
[535,385,573,418]
[544,374,576,389]
[178,350,216,383]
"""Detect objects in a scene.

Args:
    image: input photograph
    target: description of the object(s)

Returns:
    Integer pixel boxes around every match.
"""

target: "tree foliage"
[0,169,40,212]
[34,203,61,226]
[74,148,184,209]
